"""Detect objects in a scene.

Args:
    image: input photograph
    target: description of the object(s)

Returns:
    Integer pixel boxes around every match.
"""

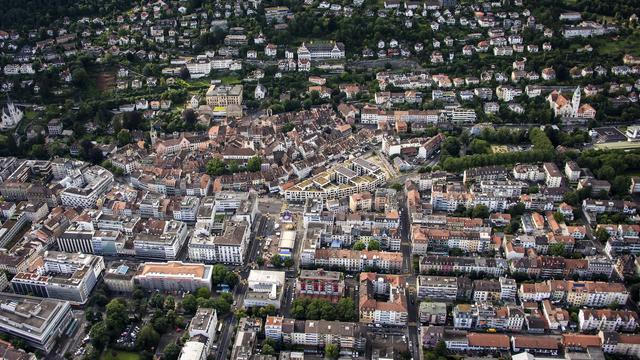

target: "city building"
[244,270,285,309]
[134,261,213,292]
[359,272,407,326]
[11,251,105,304]
[0,293,74,352]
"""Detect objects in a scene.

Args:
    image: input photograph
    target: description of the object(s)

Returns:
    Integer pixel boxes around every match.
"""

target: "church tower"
[571,86,581,117]
[150,123,158,145]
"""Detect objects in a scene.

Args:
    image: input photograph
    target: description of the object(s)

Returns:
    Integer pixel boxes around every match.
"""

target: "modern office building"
[0,293,74,352]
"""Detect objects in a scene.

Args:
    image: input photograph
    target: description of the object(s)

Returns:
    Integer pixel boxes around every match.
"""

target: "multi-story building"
[230,318,262,360]
[59,166,114,208]
[133,219,188,260]
[205,85,243,106]
[359,273,407,326]
[188,308,218,351]
[453,303,525,332]
[419,302,447,325]
[103,260,137,293]
[543,162,563,188]
[0,293,74,353]
[417,276,460,301]
[297,42,345,60]
[11,251,105,304]
[134,261,213,292]
[310,249,403,272]
[189,221,250,264]
[418,255,507,277]
[296,269,344,299]
[579,309,638,332]
[519,280,629,307]
[244,270,285,309]
[264,316,365,352]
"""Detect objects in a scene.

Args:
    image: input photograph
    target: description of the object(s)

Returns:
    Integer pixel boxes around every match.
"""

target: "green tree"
[136,325,160,351]
[553,212,565,223]
[258,305,277,318]
[206,158,226,176]
[164,296,175,311]
[117,129,132,146]
[163,343,181,360]
[150,293,165,309]
[262,343,275,356]
[282,122,295,133]
[195,287,211,299]
[283,257,294,267]
[271,254,283,267]
[105,299,128,335]
[89,321,110,349]
[595,227,611,243]
[246,156,262,172]
[368,239,381,251]
[471,204,489,219]
[336,298,356,321]
[352,240,366,251]
[549,243,566,257]
[182,294,198,315]
[324,343,339,359]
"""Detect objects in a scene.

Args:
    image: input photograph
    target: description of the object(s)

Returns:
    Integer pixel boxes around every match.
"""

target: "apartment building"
[313,248,402,272]
[519,280,629,307]
[417,276,461,301]
[453,303,525,332]
[11,251,105,304]
[0,293,74,353]
[543,162,563,188]
[188,308,218,351]
[359,272,407,326]
[296,269,344,299]
[418,255,507,277]
[188,221,250,265]
[419,302,447,325]
[265,316,365,351]
[133,219,188,260]
[59,166,114,208]
[579,309,638,332]
[103,261,137,293]
[134,261,213,292]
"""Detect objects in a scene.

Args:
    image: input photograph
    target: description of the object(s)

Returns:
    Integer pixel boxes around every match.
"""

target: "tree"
[117,129,132,146]
[324,343,339,359]
[553,212,565,223]
[206,158,225,176]
[352,240,366,251]
[258,305,277,318]
[283,257,294,268]
[195,287,211,299]
[153,316,170,334]
[181,109,197,129]
[595,227,611,243]
[89,321,110,349]
[72,67,89,88]
[449,248,464,256]
[164,296,175,311]
[105,299,128,335]
[471,204,489,219]
[549,243,566,257]
[136,325,160,351]
[271,254,284,267]
[246,156,262,172]
[182,294,198,315]
[282,123,295,133]
[262,344,275,356]
[368,239,381,251]
[150,293,165,309]
[163,343,181,360]
[336,298,356,321]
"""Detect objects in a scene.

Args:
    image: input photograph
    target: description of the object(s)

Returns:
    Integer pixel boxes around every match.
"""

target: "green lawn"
[101,350,140,360]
